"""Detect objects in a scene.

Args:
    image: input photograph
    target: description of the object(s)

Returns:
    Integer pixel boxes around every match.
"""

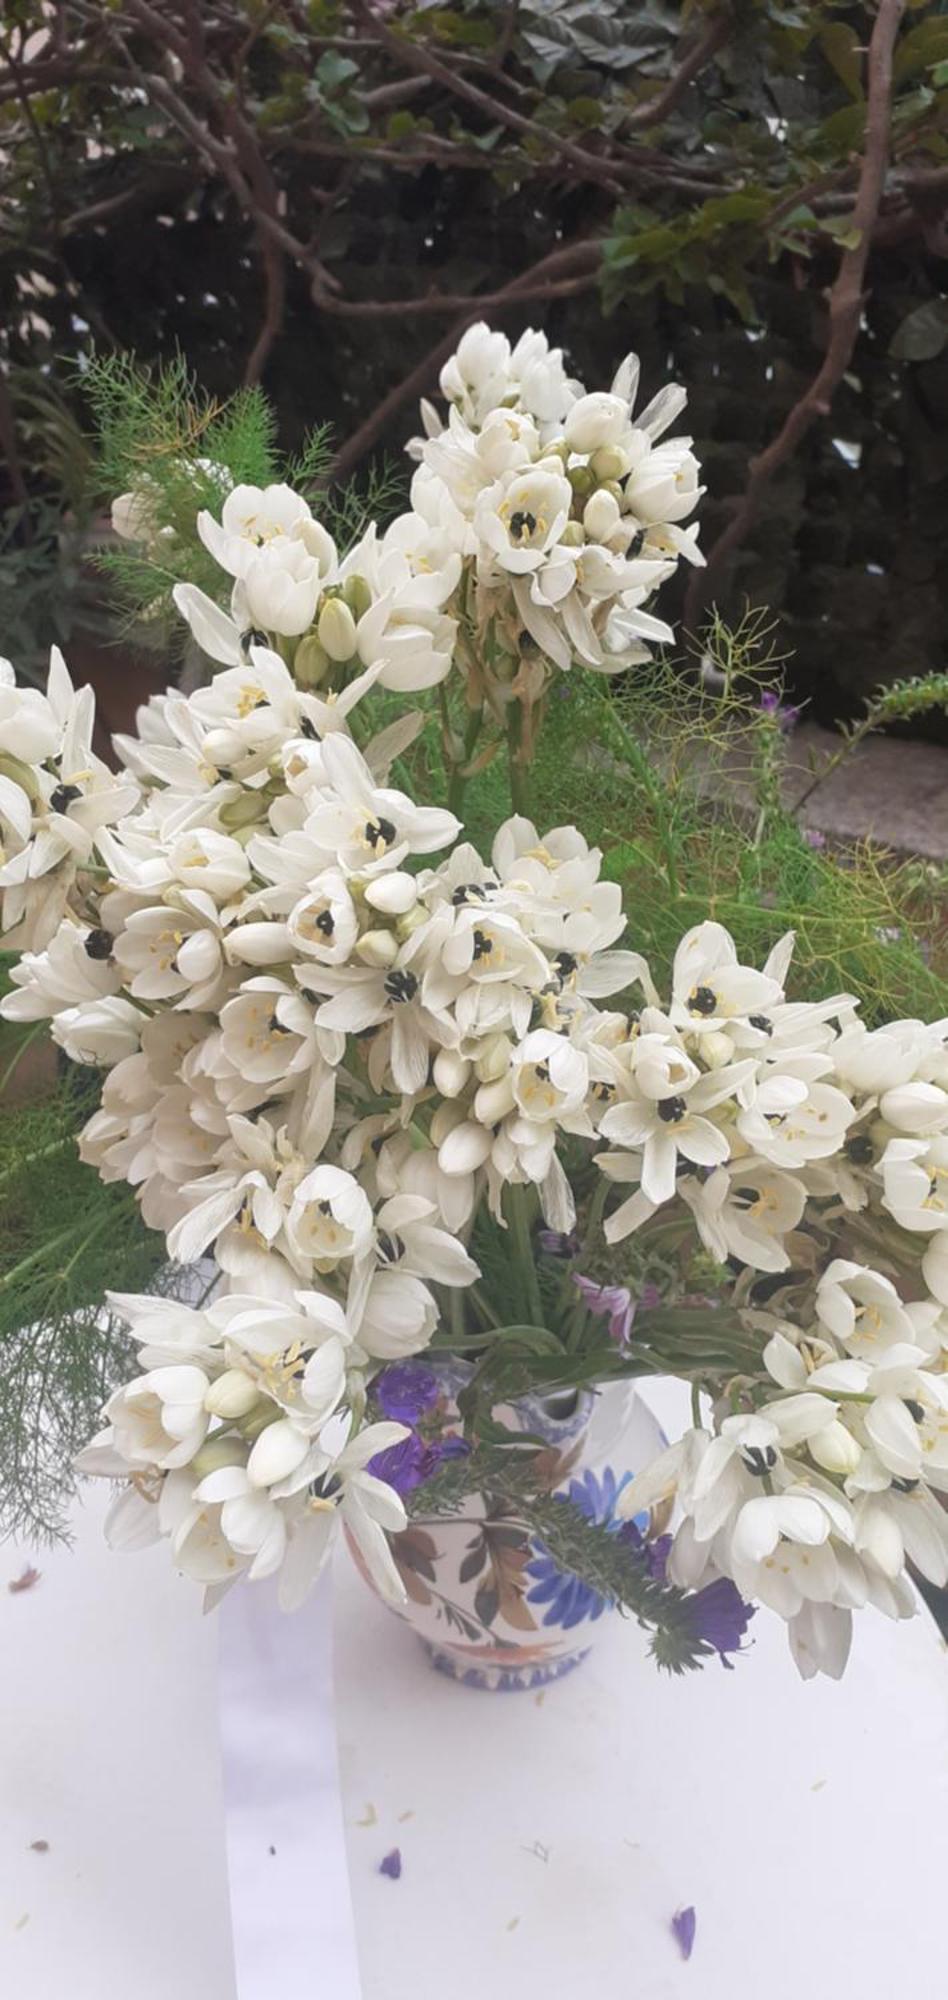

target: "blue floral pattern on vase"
[526,1467,642,1630]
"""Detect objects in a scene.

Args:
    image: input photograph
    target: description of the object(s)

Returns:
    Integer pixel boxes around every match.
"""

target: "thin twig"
[327,240,602,481]
[624,9,731,130]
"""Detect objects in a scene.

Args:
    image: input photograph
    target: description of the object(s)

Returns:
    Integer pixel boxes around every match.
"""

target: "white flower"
[80,1364,211,1473]
[303,733,459,874]
[598,1047,751,1212]
[285,1165,375,1274]
[473,464,573,576]
[881,1136,948,1232]
[277,1419,410,1611]
[197,483,334,579]
[242,537,324,637]
[669,921,784,1033]
[679,1158,807,1272]
[815,1261,916,1357]
[0,919,121,1020]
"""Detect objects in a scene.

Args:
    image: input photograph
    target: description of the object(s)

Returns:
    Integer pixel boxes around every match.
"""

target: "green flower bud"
[342,573,373,621]
[567,464,596,498]
[190,1434,249,1479]
[356,928,398,969]
[0,752,41,803]
[204,1368,260,1420]
[560,520,585,547]
[237,1399,284,1443]
[591,446,627,482]
[293,634,331,688]
[219,791,264,831]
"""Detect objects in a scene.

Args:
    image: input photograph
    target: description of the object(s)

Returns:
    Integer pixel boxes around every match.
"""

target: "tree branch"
[685,0,907,631]
[625,9,731,130]
[328,239,603,482]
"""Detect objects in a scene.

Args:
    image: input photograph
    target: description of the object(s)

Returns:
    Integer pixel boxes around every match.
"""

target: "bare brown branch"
[685,0,907,632]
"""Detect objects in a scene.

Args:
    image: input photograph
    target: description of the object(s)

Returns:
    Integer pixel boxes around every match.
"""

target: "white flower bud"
[564,392,629,454]
[474,1076,515,1124]
[247,1417,310,1489]
[809,1420,862,1478]
[474,1033,512,1083]
[204,1368,260,1420]
[317,596,358,662]
[433,1049,471,1098]
[438,1121,493,1175]
[356,928,398,969]
[175,930,221,984]
[701,1030,735,1069]
[582,489,621,542]
[430,1100,465,1146]
[364,871,419,916]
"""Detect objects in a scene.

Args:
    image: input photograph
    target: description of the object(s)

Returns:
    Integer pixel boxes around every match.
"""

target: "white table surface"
[3,1382,948,1999]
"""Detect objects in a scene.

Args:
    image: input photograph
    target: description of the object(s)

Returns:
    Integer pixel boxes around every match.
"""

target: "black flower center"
[50,783,81,814]
[451,882,488,906]
[377,1230,404,1266]
[748,1014,772,1034]
[741,1443,778,1477]
[241,627,269,656]
[472,928,493,962]
[845,1135,875,1165]
[553,950,578,984]
[384,969,419,1004]
[509,509,537,541]
[657,1095,687,1124]
[904,1399,925,1424]
[84,928,114,961]
[315,908,335,936]
[687,985,718,1017]
[365,816,397,849]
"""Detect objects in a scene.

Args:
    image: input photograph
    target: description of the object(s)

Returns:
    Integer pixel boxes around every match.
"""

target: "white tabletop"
[3,1383,947,1999]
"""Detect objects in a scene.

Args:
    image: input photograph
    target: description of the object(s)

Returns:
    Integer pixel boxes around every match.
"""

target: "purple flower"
[573,1274,635,1347]
[760,690,800,732]
[374,1362,440,1424]
[671,1906,696,1961]
[367,1433,431,1495]
[617,1520,671,1579]
[367,1428,470,1497]
[684,1576,755,1666]
[537,1227,581,1258]
[803,827,826,850]
[379,1848,402,1880]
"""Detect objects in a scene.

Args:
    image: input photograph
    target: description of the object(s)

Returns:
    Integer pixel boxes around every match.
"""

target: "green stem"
[505,701,531,819]
[506,1183,544,1330]
[0,1134,74,1197]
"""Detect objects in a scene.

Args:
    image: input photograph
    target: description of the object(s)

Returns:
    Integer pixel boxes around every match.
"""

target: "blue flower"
[526,1466,635,1630]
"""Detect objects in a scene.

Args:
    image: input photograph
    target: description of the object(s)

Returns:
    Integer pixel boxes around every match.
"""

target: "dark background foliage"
[1,0,947,730]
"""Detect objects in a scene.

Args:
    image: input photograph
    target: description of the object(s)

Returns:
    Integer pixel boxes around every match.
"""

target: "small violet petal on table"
[672,1905,696,1960]
[379,1848,402,1880]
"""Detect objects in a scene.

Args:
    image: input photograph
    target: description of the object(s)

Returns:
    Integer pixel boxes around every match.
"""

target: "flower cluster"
[1,629,646,1607]
[410,321,703,680]
[591,927,948,1675]
[3,320,947,1685]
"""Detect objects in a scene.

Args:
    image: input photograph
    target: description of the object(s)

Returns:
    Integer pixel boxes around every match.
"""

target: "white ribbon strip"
[219,1571,363,2000]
